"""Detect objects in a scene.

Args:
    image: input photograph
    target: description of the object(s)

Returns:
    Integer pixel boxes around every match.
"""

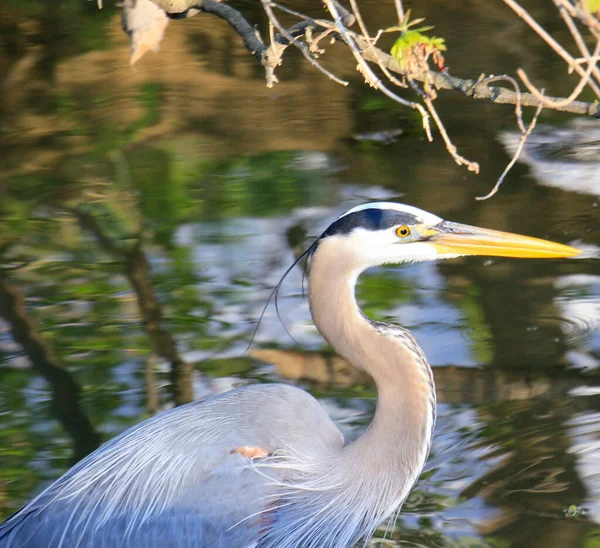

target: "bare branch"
[195,0,269,66]
[517,39,600,108]
[480,75,525,132]
[331,0,356,27]
[323,0,433,137]
[142,0,600,117]
[348,0,408,90]
[476,103,544,201]
[512,0,600,109]
[554,0,600,94]
[394,0,405,24]
[262,0,349,87]
[131,0,600,186]
[558,0,600,37]
[501,0,600,97]
[352,35,600,116]
[423,96,480,173]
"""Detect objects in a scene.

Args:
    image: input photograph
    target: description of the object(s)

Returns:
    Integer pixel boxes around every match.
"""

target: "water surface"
[1,2,599,546]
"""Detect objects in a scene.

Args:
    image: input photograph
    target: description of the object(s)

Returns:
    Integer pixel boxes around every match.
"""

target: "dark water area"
[1,1,600,546]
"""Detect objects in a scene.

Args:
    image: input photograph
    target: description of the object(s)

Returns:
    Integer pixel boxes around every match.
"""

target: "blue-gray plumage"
[0,202,581,548]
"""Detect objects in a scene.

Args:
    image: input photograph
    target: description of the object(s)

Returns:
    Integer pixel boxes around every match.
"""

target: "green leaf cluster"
[389,11,447,71]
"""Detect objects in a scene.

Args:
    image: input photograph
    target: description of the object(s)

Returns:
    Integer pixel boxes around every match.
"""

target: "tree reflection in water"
[1,2,599,546]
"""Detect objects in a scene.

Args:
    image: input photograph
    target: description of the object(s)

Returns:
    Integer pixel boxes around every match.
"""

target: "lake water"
[1,1,599,546]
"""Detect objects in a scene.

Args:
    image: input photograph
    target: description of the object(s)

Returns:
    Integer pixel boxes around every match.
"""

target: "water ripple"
[553,275,600,355]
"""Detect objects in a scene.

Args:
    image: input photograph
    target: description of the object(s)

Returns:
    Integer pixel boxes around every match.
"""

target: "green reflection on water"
[1,2,599,547]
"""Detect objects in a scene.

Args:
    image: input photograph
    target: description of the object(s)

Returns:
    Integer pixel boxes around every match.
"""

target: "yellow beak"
[427,221,581,259]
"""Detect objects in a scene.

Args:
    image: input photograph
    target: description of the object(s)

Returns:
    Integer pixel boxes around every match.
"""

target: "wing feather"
[0,384,343,548]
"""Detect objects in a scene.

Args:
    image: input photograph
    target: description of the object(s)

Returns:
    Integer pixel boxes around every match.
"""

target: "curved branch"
[353,37,600,117]
[145,0,600,117]
[195,1,268,61]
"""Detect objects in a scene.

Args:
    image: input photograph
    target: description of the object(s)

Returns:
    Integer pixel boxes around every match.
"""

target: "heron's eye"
[396,226,411,238]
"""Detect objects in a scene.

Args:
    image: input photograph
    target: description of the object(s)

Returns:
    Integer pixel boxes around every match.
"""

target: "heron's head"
[314,202,580,270]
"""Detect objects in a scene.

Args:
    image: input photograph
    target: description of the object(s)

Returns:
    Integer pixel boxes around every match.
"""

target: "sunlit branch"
[323,0,433,141]
[261,0,349,87]
[554,0,600,86]
[348,0,407,90]
[134,0,600,187]
[517,39,600,108]
[394,0,405,25]
[350,34,599,116]
[480,75,525,132]
[346,0,476,169]
[149,0,600,117]
[476,103,543,201]
[423,95,480,173]
[501,0,600,97]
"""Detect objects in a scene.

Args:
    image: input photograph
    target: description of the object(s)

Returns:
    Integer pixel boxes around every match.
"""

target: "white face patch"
[338,202,443,226]
[322,228,440,269]
[316,202,450,269]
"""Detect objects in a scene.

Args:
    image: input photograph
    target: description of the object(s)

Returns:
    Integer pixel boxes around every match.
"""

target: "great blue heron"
[0,202,580,547]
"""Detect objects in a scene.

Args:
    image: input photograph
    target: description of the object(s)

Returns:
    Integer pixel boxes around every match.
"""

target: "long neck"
[309,240,436,519]
[260,242,437,547]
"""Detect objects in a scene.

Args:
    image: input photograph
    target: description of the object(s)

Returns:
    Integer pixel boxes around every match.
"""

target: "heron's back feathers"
[0,383,343,548]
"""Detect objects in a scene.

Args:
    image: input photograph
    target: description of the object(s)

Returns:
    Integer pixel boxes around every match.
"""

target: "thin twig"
[322,0,412,106]
[308,28,336,54]
[557,0,600,40]
[480,75,525,132]
[517,39,600,107]
[264,20,281,87]
[350,31,600,116]
[476,103,544,200]
[553,0,600,93]
[323,0,433,139]
[501,0,600,96]
[343,2,473,169]
[348,0,407,89]
[394,0,405,25]
[557,0,596,58]
[148,0,600,116]
[423,96,480,173]
[262,0,349,86]
[269,1,313,22]
[332,0,356,26]
[570,54,600,67]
